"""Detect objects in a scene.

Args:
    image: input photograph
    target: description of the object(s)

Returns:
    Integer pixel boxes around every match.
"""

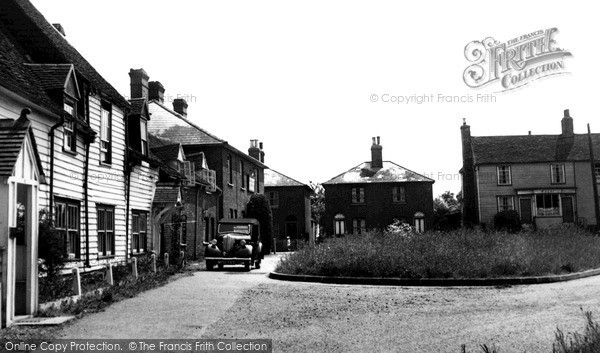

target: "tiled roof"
[0,0,129,110]
[25,63,73,91]
[323,161,434,185]
[471,134,600,165]
[151,144,182,162]
[264,169,308,188]
[0,25,62,115]
[148,100,223,145]
[129,98,147,116]
[0,115,45,181]
[148,100,267,168]
[153,186,180,205]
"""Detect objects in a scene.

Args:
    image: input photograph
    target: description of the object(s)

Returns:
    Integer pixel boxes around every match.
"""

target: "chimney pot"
[248,139,261,161]
[564,109,570,118]
[173,98,188,117]
[528,131,531,135]
[370,137,383,168]
[377,136,380,145]
[259,142,263,150]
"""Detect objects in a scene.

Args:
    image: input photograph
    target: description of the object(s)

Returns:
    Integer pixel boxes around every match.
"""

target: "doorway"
[519,198,532,224]
[561,196,574,223]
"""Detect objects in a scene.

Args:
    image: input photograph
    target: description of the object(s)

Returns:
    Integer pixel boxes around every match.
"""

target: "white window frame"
[550,164,565,184]
[352,187,365,204]
[140,119,148,156]
[352,218,366,235]
[100,102,112,164]
[497,166,511,185]
[535,194,561,217]
[334,213,345,235]
[497,195,514,212]
[392,186,405,203]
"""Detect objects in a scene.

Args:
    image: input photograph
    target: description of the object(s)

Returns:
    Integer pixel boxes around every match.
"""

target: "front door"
[13,184,30,315]
[519,198,532,224]
[561,196,574,223]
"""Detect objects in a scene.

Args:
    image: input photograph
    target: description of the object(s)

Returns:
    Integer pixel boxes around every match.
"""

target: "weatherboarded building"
[460,109,600,229]
[322,137,434,235]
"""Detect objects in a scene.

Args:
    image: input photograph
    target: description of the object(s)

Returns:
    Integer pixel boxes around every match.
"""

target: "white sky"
[31,0,599,197]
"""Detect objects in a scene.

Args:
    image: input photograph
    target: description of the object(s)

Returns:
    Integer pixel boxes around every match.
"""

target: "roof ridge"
[150,99,225,143]
[266,168,308,187]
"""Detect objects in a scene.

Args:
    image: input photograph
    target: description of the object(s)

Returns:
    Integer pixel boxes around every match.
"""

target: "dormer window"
[63,99,77,153]
[100,101,112,164]
[140,119,148,156]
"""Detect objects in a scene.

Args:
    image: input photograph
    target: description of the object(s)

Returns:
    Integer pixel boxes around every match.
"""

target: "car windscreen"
[218,223,251,235]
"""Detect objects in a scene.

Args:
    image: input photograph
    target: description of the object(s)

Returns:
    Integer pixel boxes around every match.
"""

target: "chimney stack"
[148,81,165,103]
[52,23,66,37]
[249,139,261,161]
[561,109,574,137]
[370,136,382,168]
[461,118,479,226]
[173,98,188,117]
[129,68,149,99]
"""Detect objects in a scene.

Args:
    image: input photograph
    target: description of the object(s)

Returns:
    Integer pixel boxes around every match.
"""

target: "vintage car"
[204,218,263,271]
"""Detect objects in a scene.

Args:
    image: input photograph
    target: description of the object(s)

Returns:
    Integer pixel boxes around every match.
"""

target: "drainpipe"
[83,139,91,267]
[48,116,65,221]
[588,124,600,227]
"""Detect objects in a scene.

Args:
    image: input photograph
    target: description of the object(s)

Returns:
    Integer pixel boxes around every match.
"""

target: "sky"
[30,0,599,197]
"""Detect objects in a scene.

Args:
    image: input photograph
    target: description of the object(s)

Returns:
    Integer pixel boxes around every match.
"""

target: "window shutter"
[352,188,357,203]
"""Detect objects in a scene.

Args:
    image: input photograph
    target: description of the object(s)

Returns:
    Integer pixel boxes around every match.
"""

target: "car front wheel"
[206,261,214,271]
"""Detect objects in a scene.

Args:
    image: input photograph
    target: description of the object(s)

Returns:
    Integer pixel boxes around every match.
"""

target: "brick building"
[460,109,600,228]
[130,70,267,241]
[264,168,313,250]
[322,137,434,235]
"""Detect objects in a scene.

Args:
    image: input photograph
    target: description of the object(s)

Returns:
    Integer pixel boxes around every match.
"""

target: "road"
[57,254,282,339]
[55,254,600,352]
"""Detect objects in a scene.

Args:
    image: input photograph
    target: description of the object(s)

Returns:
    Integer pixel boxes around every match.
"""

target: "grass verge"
[277,226,600,278]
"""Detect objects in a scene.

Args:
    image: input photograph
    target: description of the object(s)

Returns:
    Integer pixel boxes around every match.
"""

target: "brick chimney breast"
[370,136,383,168]
[148,81,165,103]
[129,68,149,99]
[173,98,188,117]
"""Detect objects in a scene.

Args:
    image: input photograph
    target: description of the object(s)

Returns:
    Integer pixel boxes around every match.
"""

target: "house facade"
[460,109,600,229]
[133,70,265,242]
[0,0,161,326]
[264,168,313,251]
[322,137,434,235]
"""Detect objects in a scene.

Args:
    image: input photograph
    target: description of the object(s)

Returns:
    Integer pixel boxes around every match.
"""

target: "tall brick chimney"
[370,136,382,168]
[461,119,479,226]
[561,109,574,137]
[249,139,260,161]
[173,98,188,117]
[148,81,165,103]
[129,68,149,99]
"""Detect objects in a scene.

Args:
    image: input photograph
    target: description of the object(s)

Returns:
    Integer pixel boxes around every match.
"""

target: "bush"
[246,194,273,255]
[276,226,600,278]
[494,210,522,233]
[38,209,65,278]
[553,310,600,353]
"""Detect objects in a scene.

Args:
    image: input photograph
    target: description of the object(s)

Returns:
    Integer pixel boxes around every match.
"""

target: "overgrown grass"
[277,226,600,278]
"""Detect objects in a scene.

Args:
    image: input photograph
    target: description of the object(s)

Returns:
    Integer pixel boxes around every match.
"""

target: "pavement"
[57,254,282,339]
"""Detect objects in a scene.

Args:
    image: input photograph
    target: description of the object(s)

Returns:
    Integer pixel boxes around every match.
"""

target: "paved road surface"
[58,254,282,339]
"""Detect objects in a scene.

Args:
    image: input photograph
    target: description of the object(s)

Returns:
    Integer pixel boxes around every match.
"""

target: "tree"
[433,191,461,231]
[246,194,273,255]
[309,182,325,237]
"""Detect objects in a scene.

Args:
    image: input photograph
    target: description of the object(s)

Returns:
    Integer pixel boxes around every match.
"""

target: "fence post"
[72,267,81,297]
[179,250,185,268]
[164,253,169,268]
[132,257,138,279]
[151,253,157,273]
[105,263,114,286]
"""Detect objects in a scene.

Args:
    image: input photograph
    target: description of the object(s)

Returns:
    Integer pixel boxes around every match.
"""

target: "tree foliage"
[246,194,273,255]
[38,209,65,278]
[433,191,462,231]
